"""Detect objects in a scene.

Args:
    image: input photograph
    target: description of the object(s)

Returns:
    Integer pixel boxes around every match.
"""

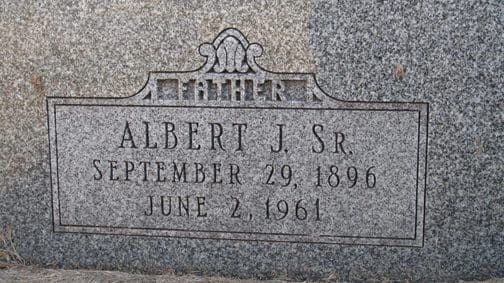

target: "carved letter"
[119,121,137,148]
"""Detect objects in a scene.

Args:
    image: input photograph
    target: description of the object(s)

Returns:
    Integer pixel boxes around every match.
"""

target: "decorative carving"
[199,28,263,74]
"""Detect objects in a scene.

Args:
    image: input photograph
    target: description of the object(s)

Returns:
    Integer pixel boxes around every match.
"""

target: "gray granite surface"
[0,0,503,281]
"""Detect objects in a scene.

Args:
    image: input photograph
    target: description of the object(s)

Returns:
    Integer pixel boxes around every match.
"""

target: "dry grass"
[0,266,299,283]
[0,224,24,269]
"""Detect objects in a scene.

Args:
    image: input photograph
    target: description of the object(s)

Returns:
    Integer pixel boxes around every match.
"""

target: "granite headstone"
[1,1,502,281]
[46,28,428,247]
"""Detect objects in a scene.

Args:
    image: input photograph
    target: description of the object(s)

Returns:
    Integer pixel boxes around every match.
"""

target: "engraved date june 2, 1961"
[141,163,377,221]
[143,194,322,222]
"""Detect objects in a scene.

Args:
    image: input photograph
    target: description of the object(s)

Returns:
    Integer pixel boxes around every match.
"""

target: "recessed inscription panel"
[47,29,428,247]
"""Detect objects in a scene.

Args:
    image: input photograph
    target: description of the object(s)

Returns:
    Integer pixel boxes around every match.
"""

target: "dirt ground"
[1,266,504,283]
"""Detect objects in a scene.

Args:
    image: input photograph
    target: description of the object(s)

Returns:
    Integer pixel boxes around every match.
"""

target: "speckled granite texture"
[0,0,502,281]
